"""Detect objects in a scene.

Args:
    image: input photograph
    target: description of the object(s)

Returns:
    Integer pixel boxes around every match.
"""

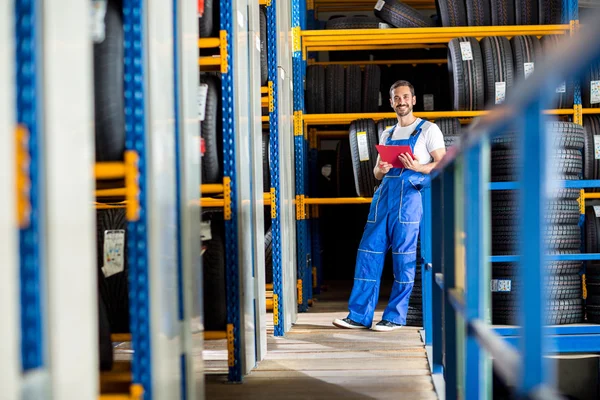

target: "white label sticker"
[524,62,534,79]
[495,82,506,105]
[357,131,370,162]
[255,33,261,52]
[591,80,600,104]
[556,81,566,93]
[91,0,108,43]
[290,79,293,91]
[460,41,473,61]
[379,22,391,29]
[423,94,434,111]
[237,11,244,28]
[280,68,285,81]
[198,83,208,121]
[200,221,212,241]
[491,279,512,293]
[375,0,385,11]
[594,135,600,160]
[594,206,600,218]
[102,230,125,278]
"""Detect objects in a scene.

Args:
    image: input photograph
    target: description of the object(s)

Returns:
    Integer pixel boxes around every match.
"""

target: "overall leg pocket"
[367,185,382,223]
[399,180,423,224]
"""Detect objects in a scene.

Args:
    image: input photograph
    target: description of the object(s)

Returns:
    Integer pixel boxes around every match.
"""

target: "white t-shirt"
[378,118,445,164]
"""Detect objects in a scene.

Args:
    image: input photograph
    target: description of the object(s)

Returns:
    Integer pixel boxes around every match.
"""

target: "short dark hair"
[389,80,415,98]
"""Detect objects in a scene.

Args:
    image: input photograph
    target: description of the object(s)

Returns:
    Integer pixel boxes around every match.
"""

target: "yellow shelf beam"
[582,108,600,114]
[96,162,125,180]
[201,183,224,194]
[96,188,126,198]
[197,38,220,48]
[304,197,373,205]
[308,59,447,66]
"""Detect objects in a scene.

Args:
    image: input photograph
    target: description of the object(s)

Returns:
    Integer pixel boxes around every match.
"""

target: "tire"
[265,227,273,284]
[377,118,397,139]
[492,224,581,252]
[94,0,125,162]
[466,0,491,26]
[405,306,423,327]
[582,62,600,108]
[436,118,461,148]
[583,116,600,180]
[492,197,580,226]
[263,132,271,193]
[585,206,600,256]
[362,65,381,113]
[200,74,222,184]
[437,0,468,27]
[492,274,582,301]
[325,16,388,29]
[345,66,362,113]
[539,0,563,24]
[493,258,582,276]
[481,37,514,108]
[98,295,114,371]
[515,0,539,25]
[491,0,515,25]
[586,295,600,323]
[492,148,583,178]
[202,212,227,331]
[306,66,326,114]
[493,299,583,325]
[199,0,216,38]
[510,36,541,82]
[349,119,380,197]
[260,8,268,86]
[326,65,345,114]
[96,208,130,334]
[541,36,574,109]
[447,37,485,111]
[336,139,356,197]
[374,0,434,28]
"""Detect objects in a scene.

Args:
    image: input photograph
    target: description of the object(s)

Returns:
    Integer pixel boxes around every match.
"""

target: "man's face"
[389,86,416,117]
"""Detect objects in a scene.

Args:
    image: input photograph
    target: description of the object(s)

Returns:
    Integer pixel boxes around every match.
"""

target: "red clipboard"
[376,144,415,169]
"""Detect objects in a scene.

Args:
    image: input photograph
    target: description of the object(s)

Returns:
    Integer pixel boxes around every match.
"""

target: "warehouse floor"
[203,282,437,399]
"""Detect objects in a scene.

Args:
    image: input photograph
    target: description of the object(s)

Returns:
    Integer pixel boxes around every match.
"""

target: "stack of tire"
[407,240,423,326]
[201,210,227,330]
[584,204,600,323]
[447,35,573,111]
[491,122,585,325]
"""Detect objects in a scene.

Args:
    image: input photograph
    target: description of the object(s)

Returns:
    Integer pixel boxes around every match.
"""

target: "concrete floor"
[203,281,437,400]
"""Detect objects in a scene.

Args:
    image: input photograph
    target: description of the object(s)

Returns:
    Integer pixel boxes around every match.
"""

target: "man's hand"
[378,161,393,174]
[374,159,393,180]
[399,153,422,173]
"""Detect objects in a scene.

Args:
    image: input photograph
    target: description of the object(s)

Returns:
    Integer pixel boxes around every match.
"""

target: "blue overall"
[347,119,430,327]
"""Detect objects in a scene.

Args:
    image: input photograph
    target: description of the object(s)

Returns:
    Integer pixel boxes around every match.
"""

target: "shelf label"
[460,41,473,61]
[556,81,566,93]
[357,131,370,162]
[524,62,534,79]
[379,22,391,29]
[594,206,600,218]
[591,80,600,104]
[255,32,260,52]
[280,67,285,81]
[198,83,208,121]
[495,82,506,105]
[200,220,212,241]
[375,0,385,11]
[491,279,512,293]
[102,230,125,278]
[594,135,600,159]
[423,94,434,111]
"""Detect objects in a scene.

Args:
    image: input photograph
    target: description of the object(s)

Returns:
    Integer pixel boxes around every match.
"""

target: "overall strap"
[410,118,427,137]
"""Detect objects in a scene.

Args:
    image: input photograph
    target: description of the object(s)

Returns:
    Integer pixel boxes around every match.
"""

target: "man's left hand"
[398,153,422,172]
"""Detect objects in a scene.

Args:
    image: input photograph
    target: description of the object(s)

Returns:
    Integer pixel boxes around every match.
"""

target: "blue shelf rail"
[267,0,285,336]
[427,8,600,399]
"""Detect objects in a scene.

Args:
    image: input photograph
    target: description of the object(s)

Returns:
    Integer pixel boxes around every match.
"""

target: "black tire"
[583,116,600,180]
[466,0,491,26]
[326,65,345,114]
[349,119,380,197]
[510,36,541,82]
[582,62,600,108]
[447,37,485,111]
[200,74,222,184]
[492,148,583,178]
[262,132,271,193]
[515,0,539,25]
[481,36,514,108]
[265,227,273,284]
[492,274,581,301]
[490,122,584,151]
[493,258,582,276]
[541,35,574,109]
[362,65,381,113]
[377,118,398,139]
[98,295,114,371]
[405,306,423,327]
[491,0,515,25]
[96,208,130,334]
[436,118,461,148]
[202,212,227,331]
[199,0,214,37]
[492,224,581,252]
[325,16,388,29]
[345,66,362,113]
[437,0,468,27]
[586,296,600,323]
[260,8,268,86]
[539,0,563,24]
[94,0,125,162]
[585,206,600,256]
[336,139,356,197]
[374,0,434,28]
[493,299,583,325]
[492,198,580,226]
[306,66,326,114]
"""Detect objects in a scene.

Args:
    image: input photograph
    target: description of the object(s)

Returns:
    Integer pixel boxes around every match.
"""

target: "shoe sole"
[372,325,403,332]
[332,319,368,329]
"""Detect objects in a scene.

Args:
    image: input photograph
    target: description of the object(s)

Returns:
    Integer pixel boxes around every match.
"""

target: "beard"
[395,104,412,117]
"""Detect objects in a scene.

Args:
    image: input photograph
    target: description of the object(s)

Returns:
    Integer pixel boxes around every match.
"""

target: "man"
[333,80,446,332]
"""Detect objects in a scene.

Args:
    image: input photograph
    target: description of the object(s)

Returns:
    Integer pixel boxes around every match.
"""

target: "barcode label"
[460,41,473,61]
[375,0,385,11]
[357,131,370,161]
[524,62,534,79]
[495,82,506,105]
[491,279,512,293]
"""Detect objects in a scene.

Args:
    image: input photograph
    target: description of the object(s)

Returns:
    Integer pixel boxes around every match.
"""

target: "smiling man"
[333,80,446,332]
